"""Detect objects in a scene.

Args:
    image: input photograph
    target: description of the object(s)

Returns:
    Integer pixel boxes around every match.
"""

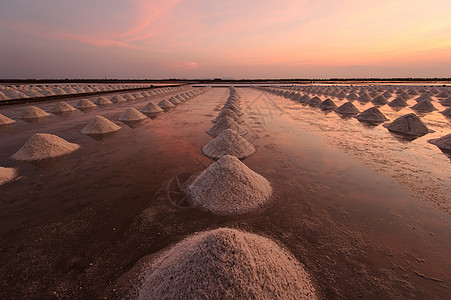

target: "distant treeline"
[0,77,450,84]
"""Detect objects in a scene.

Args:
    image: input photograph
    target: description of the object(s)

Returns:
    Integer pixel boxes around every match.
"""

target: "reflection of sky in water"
[241,88,450,214]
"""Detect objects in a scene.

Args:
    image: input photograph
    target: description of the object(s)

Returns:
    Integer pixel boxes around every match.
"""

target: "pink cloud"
[169,61,199,71]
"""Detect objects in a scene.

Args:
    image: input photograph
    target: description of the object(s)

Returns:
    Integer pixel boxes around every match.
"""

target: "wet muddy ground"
[0,87,450,299]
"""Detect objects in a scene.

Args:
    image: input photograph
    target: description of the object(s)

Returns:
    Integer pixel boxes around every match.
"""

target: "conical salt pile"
[141,102,164,114]
[440,96,451,107]
[358,92,372,102]
[158,99,175,110]
[428,134,451,151]
[21,106,50,119]
[111,95,126,103]
[202,129,256,160]
[307,96,322,107]
[76,99,97,109]
[388,96,408,107]
[411,100,437,112]
[207,116,246,137]
[355,107,388,124]
[11,133,80,161]
[383,113,433,137]
[95,96,113,106]
[168,97,182,105]
[52,101,76,114]
[319,98,337,110]
[134,228,317,299]
[335,102,360,115]
[188,155,272,215]
[0,113,15,125]
[441,108,451,117]
[223,103,243,115]
[81,116,122,135]
[124,94,136,101]
[299,94,311,103]
[415,93,433,102]
[119,107,147,122]
[0,167,18,185]
[212,109,244,124]
[371,95,388,106]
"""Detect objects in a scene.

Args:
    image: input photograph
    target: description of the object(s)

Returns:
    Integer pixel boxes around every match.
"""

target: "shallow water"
[0,87,450,299]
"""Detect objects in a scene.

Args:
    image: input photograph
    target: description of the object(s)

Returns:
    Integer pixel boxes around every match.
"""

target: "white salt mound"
[95,96,113,106]
[388,97,408,107]
[158,99,175,109]
[202,129,256,160]
[441,108,451,117]
[411,100,437,112]
[383,113,433,136]
[111,95,126,103]
[207,116,247,137]
[21,106,50,119]
[76,99,97,109]
[141,102,164,114]
[355,107,388,123]
[0,167,18,185]
[81,116,122,135]
[52,101,76,114]
[11,133,80,161]
[0,113,15,125]
[188,155,272,215]
[212,109,244,124]
[135,228,317,300]
[335,102,359,115]
[319,98,337,110]
[428,134,451,151]
[119,107,147,122]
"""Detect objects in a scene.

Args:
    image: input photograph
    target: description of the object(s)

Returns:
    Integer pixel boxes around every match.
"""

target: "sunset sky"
[0,0,450,79]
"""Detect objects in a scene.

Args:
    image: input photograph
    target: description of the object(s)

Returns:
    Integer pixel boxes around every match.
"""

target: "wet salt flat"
[0,86,450,298]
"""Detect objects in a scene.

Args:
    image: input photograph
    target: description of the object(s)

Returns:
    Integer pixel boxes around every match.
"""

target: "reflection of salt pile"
[158,99,175,110]
[76,99,97,109]
[141,102,164,114]
[335,102,359,115]
[428,134,451,151]
[52,101,76,114]
[212,109,243,124]
[119,108,147,121]
[95,96,113,106]
[135,228,317,299]
[319,98,337,110]
[207,116,246,137]
[0,113,15,125]
[383,113,433,137]
[21,106,50,119]
[355,107,388,124]
[11,133,80,161]
[411,100,437,112]
[188,155,271,215]
[202,129,255,160]
[81,116,122,135]
[0,167,18,185]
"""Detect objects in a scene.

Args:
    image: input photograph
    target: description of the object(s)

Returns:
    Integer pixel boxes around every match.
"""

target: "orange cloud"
[169,61,199,71]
